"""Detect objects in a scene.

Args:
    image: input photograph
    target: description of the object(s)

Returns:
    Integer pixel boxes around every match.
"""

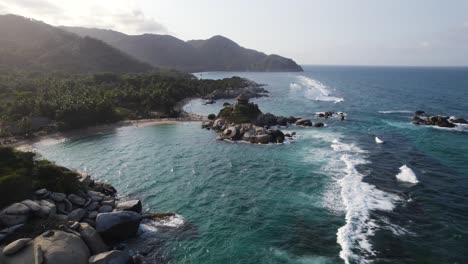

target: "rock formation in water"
[412,111,467,128]
[201,93,327,144]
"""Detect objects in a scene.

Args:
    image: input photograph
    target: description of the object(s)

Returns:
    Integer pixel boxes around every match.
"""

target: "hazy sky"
[1,0,468,66]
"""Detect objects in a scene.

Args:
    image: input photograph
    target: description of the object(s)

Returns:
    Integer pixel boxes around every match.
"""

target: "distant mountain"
[62,27,303,72]
[0,15,152,73]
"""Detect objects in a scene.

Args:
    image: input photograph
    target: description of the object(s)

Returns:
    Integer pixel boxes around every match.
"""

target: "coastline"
[9,99,207,149]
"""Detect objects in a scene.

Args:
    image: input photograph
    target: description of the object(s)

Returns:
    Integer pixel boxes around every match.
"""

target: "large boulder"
[255,113,277,127]
[0,203,30,227]
[267,129,285,143]
[67,208,87,222]
[116,200,142,214]
[2,238,32,256]
[68,194,86,206]
[0,230,90,264]
[276,116,288,126]
[79,223,108,255]
[49,192,66,202]
[96,211,142,241]
[98,206,113,213]
[295,119,312,126]
[34,230,90,264]
[20,200,41,213]
[222,126,239,140]
[242,131,256,143]
[37,199,57,218]
[212,118,226,131]
[88,250,133,264]
[254,134,272,144]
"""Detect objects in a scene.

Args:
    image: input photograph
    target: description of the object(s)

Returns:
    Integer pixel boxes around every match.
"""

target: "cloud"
[0,0,167,34]
[464,22,468,29]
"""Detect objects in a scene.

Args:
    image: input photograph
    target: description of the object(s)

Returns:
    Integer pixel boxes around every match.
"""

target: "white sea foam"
[290,76,344,103]
[309,135,401,264]
[395,165,419,184]
[375,137,384,144]
[138,214,185,237]
[378,110,413,114]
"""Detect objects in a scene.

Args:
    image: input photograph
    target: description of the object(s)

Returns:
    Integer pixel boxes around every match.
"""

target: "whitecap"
[375,137,384,144]
[396,165,419,184]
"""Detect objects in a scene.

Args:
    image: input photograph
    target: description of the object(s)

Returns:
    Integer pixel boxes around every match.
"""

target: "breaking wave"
[290,76,344,103]
[311,134,402,264]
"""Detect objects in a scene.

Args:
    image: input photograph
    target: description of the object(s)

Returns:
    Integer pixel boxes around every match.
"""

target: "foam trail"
[396,165,419,184]
[378,110,413,114]
[290,76,344,103]
[326,139,400,264]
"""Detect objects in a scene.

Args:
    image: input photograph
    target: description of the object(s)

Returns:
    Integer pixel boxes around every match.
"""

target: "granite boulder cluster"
[0,178,148,264]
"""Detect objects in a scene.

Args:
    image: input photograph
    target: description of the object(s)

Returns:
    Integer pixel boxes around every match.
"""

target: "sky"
[1,0,468,66]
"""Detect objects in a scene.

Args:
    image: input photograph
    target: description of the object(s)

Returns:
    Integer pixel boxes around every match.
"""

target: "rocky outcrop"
[0,203,31,226]
[412,111,465,128]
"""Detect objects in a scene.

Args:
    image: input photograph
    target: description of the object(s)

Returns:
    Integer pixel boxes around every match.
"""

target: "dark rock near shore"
[96,211,142,241]
[116,200,142,214]
[295,119,312,127]
[450,117,468,124]
[314,122,325,127]
[426,116,455,128]
[415,110,425,116]
[255,113,277,127]
[93,183,117,196]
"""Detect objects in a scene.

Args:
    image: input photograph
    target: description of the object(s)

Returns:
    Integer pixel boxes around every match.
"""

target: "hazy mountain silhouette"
[0,15,152,73]
[62,27,303,72]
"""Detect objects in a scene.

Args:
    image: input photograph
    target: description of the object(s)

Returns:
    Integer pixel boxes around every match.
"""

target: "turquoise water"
[33,66,468,263]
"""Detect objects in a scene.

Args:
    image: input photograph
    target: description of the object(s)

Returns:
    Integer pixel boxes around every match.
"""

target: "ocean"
[33,66,468,263]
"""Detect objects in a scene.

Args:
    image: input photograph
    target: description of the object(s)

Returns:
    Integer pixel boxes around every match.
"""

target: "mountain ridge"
[62,26,303,73]
[0,15,152,74]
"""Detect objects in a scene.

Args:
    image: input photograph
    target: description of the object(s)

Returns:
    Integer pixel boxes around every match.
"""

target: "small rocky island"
[201,93,326,144]
[412,111,467,128]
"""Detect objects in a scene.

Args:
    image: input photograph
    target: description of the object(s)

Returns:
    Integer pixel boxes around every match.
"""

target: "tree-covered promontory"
[0,71,256,135]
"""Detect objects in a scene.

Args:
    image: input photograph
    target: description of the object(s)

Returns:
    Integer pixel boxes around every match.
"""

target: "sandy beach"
[10,108,207,149]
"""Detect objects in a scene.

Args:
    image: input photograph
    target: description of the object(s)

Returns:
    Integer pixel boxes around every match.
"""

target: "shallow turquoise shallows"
[34,66,468,264]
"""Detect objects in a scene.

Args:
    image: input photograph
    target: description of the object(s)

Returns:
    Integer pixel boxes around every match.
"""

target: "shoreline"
[8,100,207,149]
